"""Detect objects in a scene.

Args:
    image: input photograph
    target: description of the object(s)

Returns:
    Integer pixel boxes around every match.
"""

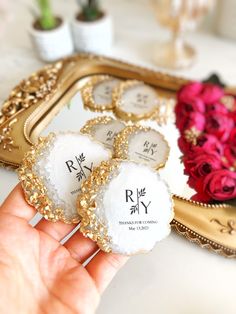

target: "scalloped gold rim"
[81,75,120,112]
[113,80,159,122]
[171,219,236,258]
[113,124,170,170]
[80,115,118,135]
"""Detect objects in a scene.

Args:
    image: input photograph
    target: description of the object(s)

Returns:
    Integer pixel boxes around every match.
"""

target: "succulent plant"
[37,0,57,30]
[77,0,101,21]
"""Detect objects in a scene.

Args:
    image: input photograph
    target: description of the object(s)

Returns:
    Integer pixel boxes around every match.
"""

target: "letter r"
[65,160,77,173]
[126,190,134,202]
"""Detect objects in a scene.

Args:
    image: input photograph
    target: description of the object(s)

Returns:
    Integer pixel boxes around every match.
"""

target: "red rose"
[177,112,206,133]
[200,84,224,104]
[179,134,224,155]
[191,191,212,203]
[183,150,222,185]
[177,136,192,154]
[191,177,212,202]
[205,114,234,142]
[229,110,236,123]
[176,81,236,203]
[175,98,205,121]
[224,145,236,168]
[203,169,236,201]
[196,134,224,155]
[178,82,203,103]
[206,102,228,115]
[229,128,236,147]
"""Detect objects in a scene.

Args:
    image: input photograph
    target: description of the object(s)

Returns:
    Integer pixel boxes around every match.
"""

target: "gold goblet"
[152,0,215,69]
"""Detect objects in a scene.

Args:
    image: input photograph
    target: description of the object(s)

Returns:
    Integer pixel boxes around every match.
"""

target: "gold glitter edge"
[18,133,81,224]
[81,75,116,112]
[113,125,170,170]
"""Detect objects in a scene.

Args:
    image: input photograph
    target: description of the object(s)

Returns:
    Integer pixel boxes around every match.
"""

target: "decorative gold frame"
[1,53,236,258]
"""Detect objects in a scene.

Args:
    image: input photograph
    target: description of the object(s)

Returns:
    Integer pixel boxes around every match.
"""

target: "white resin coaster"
[80,116,125,152]
[18,132,111,223]
[113,80,159,122]
[77,159,173,255]
[114,125,170,170]
[81,75,121,111]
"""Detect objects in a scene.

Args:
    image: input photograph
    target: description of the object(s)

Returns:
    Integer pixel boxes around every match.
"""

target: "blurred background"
[0,0,236,104]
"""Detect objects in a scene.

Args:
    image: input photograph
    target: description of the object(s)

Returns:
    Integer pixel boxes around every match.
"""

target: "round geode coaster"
[80,116,125,152]
[113,80,159,122]
[77,159,174,255]
[113,125,170,170]
[81,75,121,112]
[18,132,111,224]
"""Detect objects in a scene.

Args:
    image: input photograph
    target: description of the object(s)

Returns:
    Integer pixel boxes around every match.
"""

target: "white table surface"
[1,1,236,313]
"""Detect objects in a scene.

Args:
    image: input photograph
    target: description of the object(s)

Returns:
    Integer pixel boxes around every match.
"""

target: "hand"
[0,184,128,314]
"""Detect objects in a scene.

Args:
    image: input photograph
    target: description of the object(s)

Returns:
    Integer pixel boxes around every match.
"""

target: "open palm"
[0,185,128,314]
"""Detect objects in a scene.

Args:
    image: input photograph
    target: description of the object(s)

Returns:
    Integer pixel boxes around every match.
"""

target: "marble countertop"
[1,1,236,313]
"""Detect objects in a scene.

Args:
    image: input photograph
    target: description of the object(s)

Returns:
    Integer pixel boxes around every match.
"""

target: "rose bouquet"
[175,82,236,203]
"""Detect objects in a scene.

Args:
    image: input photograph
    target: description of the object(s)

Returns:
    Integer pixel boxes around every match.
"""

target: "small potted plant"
[30,0,74,62]
[72,0,113,54]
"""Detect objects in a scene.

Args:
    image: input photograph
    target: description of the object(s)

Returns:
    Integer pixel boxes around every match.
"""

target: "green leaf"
[202,73,225,88]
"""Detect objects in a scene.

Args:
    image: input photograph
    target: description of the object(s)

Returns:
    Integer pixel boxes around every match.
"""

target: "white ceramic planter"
[72,13,113,54]
[29,19,74,62]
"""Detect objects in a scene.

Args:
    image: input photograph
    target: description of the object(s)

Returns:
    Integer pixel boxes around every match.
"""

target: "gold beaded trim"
[80,115,117,136]
[113,80,159,122]
[77,159,122,252]
[113,125,170,170]
[17,134,80,224]
[81,75,119,112]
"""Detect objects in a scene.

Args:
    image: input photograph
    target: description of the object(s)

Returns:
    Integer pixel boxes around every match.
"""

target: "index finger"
[86,251,129,293]
[0,183,36,221]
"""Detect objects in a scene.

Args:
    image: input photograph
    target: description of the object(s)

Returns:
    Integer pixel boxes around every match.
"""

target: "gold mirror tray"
[0,54,235,258]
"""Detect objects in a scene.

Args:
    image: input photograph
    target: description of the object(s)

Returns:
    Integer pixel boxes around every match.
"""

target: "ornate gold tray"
[0,53,236,258]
